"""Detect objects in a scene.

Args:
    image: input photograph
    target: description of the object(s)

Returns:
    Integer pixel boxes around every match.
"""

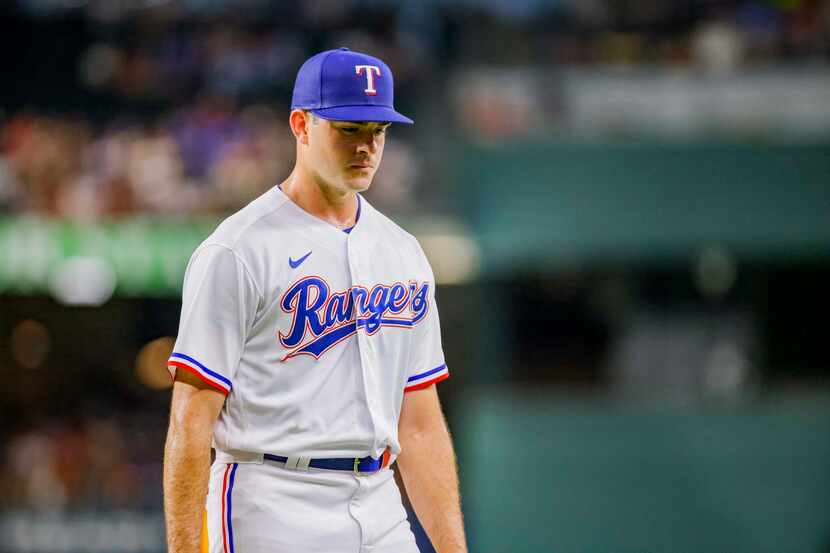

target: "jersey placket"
[346,226,384,458]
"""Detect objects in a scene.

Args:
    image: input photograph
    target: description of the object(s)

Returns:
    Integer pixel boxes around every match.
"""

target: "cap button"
[339,47,350,51]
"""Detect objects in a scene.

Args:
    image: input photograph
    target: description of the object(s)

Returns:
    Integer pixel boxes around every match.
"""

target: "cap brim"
[311,105,414,124]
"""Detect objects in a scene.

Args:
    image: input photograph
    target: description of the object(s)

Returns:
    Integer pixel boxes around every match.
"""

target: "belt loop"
[284,456,311,471]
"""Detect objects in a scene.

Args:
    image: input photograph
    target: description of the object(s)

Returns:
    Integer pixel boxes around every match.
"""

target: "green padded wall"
[457,141,830,271]
[457,391,830,553]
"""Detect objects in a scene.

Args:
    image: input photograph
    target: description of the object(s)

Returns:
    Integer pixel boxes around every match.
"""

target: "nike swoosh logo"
[289,251,312,269]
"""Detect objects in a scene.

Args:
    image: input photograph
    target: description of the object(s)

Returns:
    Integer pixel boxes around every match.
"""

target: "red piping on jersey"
[169,361,230,395]
[221,464,231,553]
[404,371,449,393]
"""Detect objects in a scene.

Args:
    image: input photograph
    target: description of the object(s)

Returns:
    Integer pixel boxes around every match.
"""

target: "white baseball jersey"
[167,185,449,460]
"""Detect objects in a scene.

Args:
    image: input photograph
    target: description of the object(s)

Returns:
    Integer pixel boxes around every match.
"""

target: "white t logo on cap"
[355,65,381,96]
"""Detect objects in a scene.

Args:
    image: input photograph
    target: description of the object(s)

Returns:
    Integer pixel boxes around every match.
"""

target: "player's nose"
[355,142,375,156]
[356,133,380,154]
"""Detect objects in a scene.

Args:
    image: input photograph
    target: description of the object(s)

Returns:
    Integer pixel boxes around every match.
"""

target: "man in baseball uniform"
[163,48,467,553]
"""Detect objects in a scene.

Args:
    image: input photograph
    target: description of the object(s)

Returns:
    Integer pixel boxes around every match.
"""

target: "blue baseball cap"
[291,48,414,125]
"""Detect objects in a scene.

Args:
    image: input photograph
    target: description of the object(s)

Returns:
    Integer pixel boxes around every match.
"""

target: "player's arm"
[396,385,468,553]
[163,370,226,553]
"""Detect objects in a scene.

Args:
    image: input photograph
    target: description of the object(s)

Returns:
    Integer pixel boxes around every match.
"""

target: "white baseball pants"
[205,459,420,553]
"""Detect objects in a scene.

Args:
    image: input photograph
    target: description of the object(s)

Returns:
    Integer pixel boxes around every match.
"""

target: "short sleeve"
[168,244,259,395]
[405,272,449,393]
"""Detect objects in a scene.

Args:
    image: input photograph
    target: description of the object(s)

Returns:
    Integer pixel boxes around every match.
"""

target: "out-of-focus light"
[79,43,122,88]
[48,256,117,306]
[418,229,481,285]
[694,245,736,300]
[704,342,751,397]
[691,22,745,73]
[11,319,51,370]
[135,337,175,390]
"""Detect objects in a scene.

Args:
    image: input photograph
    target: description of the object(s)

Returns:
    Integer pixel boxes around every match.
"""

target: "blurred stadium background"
[1,0,829,552]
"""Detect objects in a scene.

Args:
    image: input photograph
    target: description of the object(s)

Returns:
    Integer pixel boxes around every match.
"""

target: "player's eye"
[340,126,359,134]
[375,127,388,136]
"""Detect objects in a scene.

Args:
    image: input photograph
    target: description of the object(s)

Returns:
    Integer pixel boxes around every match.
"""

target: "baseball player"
[163,48,468,553]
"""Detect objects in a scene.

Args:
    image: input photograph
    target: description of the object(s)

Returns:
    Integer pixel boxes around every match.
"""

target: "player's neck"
[280,168,359,229]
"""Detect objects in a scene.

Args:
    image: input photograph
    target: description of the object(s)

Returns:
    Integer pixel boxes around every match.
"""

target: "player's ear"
[289,109,310,145]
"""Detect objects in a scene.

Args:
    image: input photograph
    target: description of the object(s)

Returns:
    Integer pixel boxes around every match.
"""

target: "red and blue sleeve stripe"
[405,363,449,392]
[167,352,233,395]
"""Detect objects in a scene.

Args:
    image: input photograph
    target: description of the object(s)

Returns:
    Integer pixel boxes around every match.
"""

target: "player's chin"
[342,173,375,192]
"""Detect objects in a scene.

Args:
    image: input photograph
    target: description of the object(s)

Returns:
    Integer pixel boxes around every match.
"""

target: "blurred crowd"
[14,0,830,73]
[2,0,829,218]
[0,413,164,511]
[0,102,291,218]
[0,102,422,218]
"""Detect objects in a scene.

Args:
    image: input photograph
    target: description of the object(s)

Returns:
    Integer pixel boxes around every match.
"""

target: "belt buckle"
[353,457,372,476]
